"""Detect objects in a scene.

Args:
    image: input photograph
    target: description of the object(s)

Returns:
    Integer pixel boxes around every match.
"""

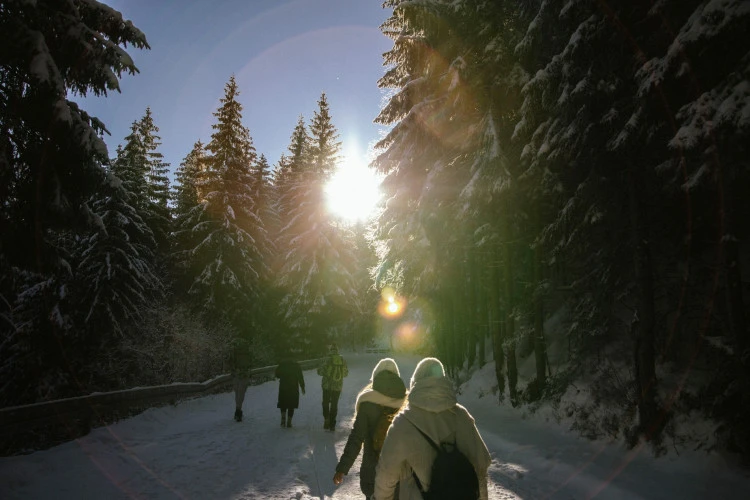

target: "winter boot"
[281,412,286,428]
[234,409,243,422]
[324,417,330,430]
[286,415,293,428]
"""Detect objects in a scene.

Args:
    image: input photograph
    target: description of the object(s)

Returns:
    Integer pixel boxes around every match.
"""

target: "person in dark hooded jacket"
[332,358,406,499]
[275,356,305,428]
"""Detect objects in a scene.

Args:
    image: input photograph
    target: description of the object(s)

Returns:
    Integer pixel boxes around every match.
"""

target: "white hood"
[406,376,456,413]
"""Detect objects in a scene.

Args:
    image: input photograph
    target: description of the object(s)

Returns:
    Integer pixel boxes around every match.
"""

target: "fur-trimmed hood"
[355,360,406,413]
[371,357,400,380]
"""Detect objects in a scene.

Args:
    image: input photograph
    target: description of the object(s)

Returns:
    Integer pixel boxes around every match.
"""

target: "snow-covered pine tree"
[633,0,750,453]
[0,0,148,405]
[511,0,661,438]
[77,173,160,338]
[138,107,171,253]
[274,116,310,254]
[110,113,165,266]
[177,76,267,328]
[374,0,504,374]
[172,140,205,219]
[251,153,276,259]
[307,93,341,176]
[113,123,149,202]
[0,0,149,273]
[275,97,356,353]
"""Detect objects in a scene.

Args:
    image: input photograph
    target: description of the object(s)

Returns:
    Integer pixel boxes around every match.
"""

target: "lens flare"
[378,287,406,319]
[392,321,425,351]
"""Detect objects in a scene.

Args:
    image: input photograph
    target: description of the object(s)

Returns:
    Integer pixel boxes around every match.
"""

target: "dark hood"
[373,369,406,399]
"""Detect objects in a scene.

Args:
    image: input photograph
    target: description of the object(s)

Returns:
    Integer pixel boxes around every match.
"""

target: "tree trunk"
[502,210,518,405]
[721,169,747,366]
[477,251,488,368]
[466,249,478,369]
[533,234,547,390]
[490,246,505,401]
[628,170,661,441]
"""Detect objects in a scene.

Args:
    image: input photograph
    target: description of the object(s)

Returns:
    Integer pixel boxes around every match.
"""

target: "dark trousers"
[280,408,295,419]
[322,389,341,424]
[233,374,249,410]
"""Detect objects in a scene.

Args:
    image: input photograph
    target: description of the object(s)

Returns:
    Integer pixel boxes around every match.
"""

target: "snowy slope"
[1,353,749,499]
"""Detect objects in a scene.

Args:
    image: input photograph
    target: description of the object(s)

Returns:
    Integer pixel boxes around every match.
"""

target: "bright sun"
[325,156,381,222]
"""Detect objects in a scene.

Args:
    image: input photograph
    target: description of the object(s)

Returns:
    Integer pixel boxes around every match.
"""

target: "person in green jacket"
[317,343,348,430]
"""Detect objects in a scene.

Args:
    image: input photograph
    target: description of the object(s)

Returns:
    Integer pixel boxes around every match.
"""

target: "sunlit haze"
[325,152,381,222]
[77,0,390,182]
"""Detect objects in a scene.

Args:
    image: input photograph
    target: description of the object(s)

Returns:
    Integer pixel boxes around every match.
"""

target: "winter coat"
[317,353,348,392]
[275,359,305,409]
[336,369,406,497]
[372,376,491,500]
[231,341,253,376]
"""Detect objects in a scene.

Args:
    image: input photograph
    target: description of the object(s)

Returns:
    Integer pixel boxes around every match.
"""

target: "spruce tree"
[308,93,341,176]
[172,140,205,218]
[275,116,310,242]
[138,107,171,252]
[77,174,160,337]
[0,0,149,272]
[177,76,267,326]
[276,99,356,352]
[0,0,148,405]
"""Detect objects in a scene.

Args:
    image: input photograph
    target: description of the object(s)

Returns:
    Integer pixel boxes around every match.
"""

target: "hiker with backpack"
[373,357,491,500]
[317,343,348,430]
[231,337,253,422]
[275,355,305,428]
[332,358,406,498]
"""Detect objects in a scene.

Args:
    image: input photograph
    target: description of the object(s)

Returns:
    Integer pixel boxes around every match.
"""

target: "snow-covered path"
[1,352,749,499]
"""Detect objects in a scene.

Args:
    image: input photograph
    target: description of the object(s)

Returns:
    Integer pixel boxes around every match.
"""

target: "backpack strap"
[406,418,440,452]
[404,417,441,494]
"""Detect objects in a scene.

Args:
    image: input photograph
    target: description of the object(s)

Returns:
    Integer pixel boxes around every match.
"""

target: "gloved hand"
[333,471,344,485]
[301,387,306,395]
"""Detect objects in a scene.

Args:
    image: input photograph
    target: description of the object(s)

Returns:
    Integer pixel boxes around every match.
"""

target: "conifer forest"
[1,0,749,459]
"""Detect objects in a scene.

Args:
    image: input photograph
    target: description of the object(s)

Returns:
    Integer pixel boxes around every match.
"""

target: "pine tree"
[113,123,149,202]
[0,0,148,405]
[374,0,501,375]
[138,107,171,252]
[275,116,310,243]
[0,0,149,272]
[110,111,167,261]
[172,140,205,218]
[77,174,160,337]
[176,76,267,325]
[276,99,356,352]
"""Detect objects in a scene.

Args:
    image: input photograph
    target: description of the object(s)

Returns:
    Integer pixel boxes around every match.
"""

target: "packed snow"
[1,352,749,499]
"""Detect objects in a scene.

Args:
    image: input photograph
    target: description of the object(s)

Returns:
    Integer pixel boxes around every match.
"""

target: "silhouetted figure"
[231,338,253,422]
[275,357,305,428]
[317,343,348,430]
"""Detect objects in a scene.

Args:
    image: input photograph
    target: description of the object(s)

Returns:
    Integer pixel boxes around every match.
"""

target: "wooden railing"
[0,358,324,453]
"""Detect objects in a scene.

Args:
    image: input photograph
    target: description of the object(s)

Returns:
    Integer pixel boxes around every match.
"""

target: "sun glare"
[325,155,381,223]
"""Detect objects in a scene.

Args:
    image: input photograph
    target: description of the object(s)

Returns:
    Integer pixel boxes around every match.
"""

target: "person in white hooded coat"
[373,357,491,500]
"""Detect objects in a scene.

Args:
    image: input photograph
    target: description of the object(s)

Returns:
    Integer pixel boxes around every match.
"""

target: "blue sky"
[80,0,392,178]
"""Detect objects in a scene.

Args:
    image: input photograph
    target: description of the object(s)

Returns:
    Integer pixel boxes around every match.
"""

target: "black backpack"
[408,420,480,500]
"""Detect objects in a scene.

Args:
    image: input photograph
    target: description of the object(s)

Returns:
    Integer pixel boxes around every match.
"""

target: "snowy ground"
[1,352,749,499]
